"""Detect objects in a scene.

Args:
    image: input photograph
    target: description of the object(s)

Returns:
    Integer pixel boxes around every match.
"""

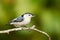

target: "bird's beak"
[32,15,35,17]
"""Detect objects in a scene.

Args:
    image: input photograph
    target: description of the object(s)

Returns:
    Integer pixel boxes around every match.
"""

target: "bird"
[9,12,34,27]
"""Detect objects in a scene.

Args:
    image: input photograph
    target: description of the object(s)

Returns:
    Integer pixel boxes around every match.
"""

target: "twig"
[0,25,51,40]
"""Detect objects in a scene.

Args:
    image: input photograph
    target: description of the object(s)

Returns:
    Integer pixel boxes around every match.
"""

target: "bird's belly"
[11,21,30,27]
[21,20,30,25]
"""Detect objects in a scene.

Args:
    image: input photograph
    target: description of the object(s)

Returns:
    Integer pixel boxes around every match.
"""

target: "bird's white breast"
[22,17,31,25]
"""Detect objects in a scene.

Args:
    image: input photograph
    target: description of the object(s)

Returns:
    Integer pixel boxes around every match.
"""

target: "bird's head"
[22,12,35,18]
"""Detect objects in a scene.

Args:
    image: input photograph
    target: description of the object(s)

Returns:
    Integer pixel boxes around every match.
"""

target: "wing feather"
[10,16,24,23]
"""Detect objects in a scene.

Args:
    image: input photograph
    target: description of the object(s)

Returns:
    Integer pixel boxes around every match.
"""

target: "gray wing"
[10,16,24,23]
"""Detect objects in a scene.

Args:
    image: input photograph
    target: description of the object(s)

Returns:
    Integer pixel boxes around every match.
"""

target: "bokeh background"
[0,0,60,40]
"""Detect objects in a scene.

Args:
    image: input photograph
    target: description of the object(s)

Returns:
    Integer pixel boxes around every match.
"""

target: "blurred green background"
[0,0,60,40]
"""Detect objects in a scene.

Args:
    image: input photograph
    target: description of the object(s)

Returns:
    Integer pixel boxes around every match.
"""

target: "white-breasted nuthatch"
[9,12,34,27]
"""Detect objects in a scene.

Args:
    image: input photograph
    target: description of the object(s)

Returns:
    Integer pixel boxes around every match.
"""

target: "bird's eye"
[29,14,30,16]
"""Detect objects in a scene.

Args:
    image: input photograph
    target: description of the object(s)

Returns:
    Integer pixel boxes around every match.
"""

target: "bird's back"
[9,16,24,24]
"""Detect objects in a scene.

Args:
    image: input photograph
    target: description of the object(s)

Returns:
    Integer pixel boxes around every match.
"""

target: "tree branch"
[0,25,51,40]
